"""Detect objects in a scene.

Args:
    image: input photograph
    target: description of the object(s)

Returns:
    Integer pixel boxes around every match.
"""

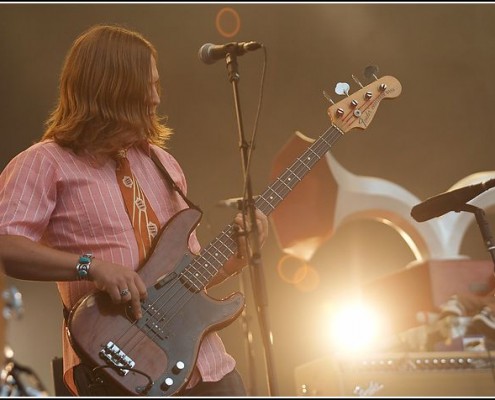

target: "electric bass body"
[68,208,245,396]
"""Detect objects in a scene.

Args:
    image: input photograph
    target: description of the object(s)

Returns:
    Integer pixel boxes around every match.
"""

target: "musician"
[0,24,268,396]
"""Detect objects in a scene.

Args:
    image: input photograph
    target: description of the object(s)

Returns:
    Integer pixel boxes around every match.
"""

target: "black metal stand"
[459,204,495,274]
[223,51,279,396]
[0,349,49,397]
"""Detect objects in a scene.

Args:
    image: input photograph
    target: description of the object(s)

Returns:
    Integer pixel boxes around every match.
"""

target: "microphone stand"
[459,204,495,275]
[223,51,279,396]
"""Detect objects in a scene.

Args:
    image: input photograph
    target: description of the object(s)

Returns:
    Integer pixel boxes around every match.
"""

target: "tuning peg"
[322,90,335,104]
[352,74,364,89]
[364,65,379,80]
[334,82,350,96]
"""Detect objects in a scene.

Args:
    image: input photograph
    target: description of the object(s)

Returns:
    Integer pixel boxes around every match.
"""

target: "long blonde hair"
[42,24,172,156]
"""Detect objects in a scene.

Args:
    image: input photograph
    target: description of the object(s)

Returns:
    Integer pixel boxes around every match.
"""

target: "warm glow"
[321,301,386,354]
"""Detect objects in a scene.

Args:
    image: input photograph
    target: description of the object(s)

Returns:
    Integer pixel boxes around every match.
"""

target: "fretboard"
[182,125,343,290]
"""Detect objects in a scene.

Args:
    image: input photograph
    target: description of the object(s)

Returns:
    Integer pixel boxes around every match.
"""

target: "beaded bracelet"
[76,253,93,280]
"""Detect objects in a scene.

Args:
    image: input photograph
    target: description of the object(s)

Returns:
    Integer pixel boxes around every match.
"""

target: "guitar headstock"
[328,75,402,133]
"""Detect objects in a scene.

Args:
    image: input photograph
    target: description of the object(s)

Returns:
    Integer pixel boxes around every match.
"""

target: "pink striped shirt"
[0,140,235,393]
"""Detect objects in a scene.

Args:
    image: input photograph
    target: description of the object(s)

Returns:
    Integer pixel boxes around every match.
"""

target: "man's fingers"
[128,285,143,320]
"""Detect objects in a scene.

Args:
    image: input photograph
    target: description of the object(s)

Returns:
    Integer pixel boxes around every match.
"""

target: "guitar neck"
[255,125,342,216]
[183,125,342,289]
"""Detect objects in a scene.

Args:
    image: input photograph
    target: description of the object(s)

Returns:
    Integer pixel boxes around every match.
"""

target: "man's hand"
[233,208,269,260]
[89,260,148,319]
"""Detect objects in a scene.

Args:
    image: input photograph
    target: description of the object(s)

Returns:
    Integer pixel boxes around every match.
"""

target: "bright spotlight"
[324,302,385,353]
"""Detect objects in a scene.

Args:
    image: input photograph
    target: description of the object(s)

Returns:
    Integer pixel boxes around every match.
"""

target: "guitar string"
[105,223,238,371]
[105,87,387,380]
[104,230,238,389]
[108,125,345,377]
[137,125,345,322]
[116,84,384,344]
[110,124,343,345]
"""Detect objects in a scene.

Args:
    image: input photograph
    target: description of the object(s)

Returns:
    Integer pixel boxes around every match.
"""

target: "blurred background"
[1,2,495,396]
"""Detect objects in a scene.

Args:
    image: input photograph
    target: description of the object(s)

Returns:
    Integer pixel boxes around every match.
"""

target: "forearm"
[0,234,81,281]
[0,234,149,319]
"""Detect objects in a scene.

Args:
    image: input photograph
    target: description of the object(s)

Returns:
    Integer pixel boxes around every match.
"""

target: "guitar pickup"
[144,319,166,340]
[99,341,136,376]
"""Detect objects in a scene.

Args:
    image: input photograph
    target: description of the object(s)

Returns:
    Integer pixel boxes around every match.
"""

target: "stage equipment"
[362,259,494,334]
[0,346,49,397]
[295,351,495,396]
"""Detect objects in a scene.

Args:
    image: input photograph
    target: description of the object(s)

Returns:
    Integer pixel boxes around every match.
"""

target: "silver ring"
[120,288,130,297]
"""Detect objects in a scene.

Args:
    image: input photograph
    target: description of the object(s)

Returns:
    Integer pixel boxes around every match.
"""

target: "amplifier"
[294,351,495,396]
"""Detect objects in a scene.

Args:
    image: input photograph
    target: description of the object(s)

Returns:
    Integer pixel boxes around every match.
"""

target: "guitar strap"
[150,149,202,212]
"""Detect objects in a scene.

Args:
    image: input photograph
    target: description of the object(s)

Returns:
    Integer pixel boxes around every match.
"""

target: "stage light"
[321,301,387,354]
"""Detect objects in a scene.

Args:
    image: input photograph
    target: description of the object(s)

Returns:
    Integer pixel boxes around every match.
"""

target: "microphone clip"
[217,195,260,210]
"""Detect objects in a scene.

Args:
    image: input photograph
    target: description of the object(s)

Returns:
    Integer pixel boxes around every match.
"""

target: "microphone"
[198,41,262,65]
[411,178,495,222]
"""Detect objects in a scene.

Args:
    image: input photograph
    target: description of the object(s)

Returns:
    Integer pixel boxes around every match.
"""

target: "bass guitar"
[67,75,402,396]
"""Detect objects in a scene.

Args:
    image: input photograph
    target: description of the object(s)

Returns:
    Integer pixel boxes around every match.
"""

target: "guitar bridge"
[99,341,136,376]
